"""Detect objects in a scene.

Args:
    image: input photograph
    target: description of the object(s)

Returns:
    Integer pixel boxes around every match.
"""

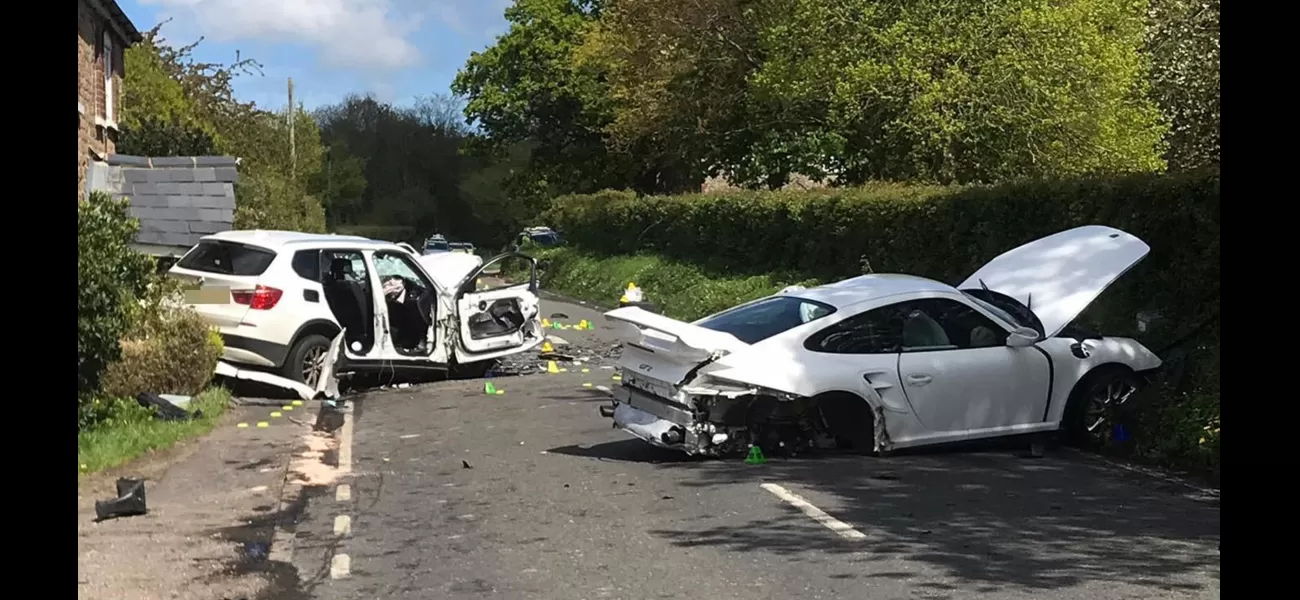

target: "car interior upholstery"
[466,298,527,340]
[382,275,435,355]
[323,257,374,353]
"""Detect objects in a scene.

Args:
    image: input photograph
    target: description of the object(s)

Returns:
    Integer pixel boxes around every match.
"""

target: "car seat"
[902,310,952,350]
[323,258,372,350]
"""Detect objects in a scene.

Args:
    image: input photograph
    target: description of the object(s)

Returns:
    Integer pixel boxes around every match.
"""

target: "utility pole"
[288,77,296,181]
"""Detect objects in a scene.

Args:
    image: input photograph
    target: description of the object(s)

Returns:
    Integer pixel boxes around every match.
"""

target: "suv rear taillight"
[232,285,283,310]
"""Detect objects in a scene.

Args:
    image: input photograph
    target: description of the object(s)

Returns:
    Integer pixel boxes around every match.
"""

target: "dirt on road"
[77,400,341,600]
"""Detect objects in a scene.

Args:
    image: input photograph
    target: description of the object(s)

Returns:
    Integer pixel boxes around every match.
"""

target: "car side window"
[319,250,370,286]
[903,298,1008,351]
[291,250,320,281]
[804,304,908,354]
[373,252,432,292]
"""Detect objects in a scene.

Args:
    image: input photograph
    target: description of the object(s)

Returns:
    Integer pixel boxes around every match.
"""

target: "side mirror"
[1006,326,1040,348]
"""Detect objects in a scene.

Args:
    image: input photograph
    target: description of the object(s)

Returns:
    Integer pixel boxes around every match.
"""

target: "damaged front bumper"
[213,332,345,402]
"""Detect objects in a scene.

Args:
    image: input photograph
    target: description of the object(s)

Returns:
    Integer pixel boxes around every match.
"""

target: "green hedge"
[334,224,419,244]
[541,172,1219,480]
[544,172,1219,344]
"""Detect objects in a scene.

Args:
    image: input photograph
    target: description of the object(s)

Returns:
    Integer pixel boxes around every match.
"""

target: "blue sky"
[119,0,514,111]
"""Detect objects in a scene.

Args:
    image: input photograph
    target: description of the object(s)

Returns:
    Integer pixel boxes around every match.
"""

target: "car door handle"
[906,374,933,386]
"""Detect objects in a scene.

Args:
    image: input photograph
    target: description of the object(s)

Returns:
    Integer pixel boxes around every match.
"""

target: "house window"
[103,32,114,123]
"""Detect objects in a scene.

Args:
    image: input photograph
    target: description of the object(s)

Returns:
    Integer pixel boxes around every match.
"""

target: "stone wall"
[85,155,240,256]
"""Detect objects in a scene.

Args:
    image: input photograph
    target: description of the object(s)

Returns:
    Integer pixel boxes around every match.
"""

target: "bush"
[234,169,328,233]
[545,172,1220,344]
[333,224,419,244]
[78,192,156,399]
[98,301,224,400]
[534,247,819,319]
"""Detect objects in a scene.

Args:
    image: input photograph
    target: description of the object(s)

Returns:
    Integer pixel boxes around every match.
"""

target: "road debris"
[462,460,473,469]
[94,478,148,521]
[136,392,199,422]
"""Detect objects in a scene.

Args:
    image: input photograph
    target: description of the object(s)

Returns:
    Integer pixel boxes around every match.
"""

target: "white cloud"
[142,0,423,70]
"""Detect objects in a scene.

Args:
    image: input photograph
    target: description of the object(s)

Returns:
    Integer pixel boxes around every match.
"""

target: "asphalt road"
[289,297,1220,600]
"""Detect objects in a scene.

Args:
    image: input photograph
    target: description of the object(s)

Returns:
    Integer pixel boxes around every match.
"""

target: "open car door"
[453,252,544,361]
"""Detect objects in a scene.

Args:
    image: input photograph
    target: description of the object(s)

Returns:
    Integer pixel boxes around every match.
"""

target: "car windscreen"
[696,296,837,345]
[425,241,449,251]
[175,240,276,276]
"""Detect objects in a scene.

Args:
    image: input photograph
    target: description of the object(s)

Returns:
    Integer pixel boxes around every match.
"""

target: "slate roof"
[84,155,240,255]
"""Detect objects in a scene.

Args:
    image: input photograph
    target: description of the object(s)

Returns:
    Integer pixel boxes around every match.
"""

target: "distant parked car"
[423,235,450,255]
[449,242,476,254]
[518,226,563,247]
[169,230,543,390]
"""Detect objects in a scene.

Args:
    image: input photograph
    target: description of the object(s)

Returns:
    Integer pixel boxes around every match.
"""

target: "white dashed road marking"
[334,515,352,537]
[760,483,867,541]
[330,554,351,579]
[336,484,351,501]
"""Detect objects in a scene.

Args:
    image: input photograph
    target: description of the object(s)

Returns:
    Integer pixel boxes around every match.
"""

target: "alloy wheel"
[302,346,327,387]
[1083,378,1136,444]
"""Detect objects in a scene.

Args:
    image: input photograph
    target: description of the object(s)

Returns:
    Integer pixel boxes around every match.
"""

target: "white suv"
[168,230,544,387]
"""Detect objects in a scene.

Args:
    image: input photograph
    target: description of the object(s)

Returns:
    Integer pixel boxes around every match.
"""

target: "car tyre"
[282,333,332,388]
[1061,366,1140,450]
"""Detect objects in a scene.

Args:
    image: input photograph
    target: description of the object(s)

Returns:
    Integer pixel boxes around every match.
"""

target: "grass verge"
[78,387,233,477]
[527,246,822,321]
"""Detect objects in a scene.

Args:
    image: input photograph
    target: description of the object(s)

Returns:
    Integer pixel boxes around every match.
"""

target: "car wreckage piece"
[598,225,1164,458]
[213,331,345,402]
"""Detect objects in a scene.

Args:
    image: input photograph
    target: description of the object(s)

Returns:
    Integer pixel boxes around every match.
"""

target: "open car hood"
[416,252,484,291]
[958,225,1150,338]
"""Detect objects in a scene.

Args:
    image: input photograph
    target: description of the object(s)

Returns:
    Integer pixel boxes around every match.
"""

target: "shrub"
[544,172,1220,344]
[78,192,156,400]
[334,224,419,244]
[535,247,820,319]
[99,301,224,400]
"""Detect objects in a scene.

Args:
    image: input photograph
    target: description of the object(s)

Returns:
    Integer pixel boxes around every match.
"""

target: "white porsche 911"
[600,225,1162,456]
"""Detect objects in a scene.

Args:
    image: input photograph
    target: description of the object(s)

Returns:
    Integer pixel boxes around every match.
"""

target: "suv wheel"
[282,334,332,387]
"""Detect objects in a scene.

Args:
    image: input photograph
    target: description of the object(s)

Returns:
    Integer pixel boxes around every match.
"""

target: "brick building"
[78,0,142,192]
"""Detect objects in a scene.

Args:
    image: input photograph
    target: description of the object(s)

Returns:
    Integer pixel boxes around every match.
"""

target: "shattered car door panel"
[212,333,345,402]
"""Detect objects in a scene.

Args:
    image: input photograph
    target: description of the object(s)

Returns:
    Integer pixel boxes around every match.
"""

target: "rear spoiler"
[604,307,749,361]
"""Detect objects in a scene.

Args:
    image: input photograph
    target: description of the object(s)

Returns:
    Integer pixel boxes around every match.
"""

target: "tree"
[453,0,690,196]
[581,0,1169,187]
[120,23,328,232]
[315,95,499,241]
[1146,0,1219,172]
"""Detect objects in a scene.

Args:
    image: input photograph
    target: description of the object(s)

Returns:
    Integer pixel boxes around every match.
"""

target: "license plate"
[184,287,230,304]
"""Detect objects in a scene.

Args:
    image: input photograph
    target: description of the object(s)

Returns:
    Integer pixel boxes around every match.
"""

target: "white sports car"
[600,225,1161,456]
